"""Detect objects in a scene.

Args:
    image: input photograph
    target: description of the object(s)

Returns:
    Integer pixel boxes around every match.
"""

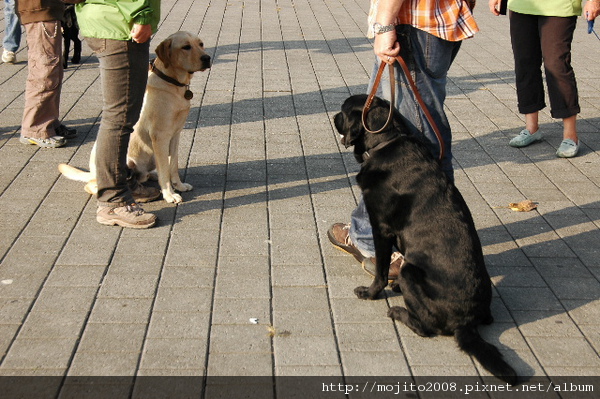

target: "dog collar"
[362,137,400,162]
[149,60,193,100]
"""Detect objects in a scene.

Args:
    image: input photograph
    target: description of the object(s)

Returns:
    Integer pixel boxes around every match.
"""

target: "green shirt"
[508,0,582,17]
[76,0,160,41]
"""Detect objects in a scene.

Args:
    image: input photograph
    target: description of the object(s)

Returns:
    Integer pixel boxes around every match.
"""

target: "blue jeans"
[3,0,21,52]
[349,25,461,258]
[85,38,149,206]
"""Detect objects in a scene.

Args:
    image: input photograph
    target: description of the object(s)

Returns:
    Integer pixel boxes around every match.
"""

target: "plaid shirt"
[368,0,478,41]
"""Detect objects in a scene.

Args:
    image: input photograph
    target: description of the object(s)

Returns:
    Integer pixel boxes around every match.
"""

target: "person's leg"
[524,112,540,135]
[539,15,579,146]
[507,11,546,147]
[401,25,461,181]
[510,12,545,116]
[20,21,64,146]
[562,115,577,142]
[86,38,149,206]
[3,0,21,53]
[348,26,460,257]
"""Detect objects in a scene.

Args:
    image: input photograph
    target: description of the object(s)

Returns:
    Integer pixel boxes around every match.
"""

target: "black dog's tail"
[455,325,518,385]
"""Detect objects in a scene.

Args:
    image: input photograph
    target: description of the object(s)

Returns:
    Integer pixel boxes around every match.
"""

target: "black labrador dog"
[62,5,81,68]
[334,94,517,385]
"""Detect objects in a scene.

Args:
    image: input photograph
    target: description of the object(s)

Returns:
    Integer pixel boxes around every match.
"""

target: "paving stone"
[1,338,76,370]
[147,311,210,339]
[341,350,410,377]
[77,323,147,353]
[209,324,272,354]
[526,337,600,367]
[207,352,273,376]
[18,311,87,339]
[68,352,140,376]
[212,298,271,325]
[273,335,339,367]
[88,298,153,324]
[140,338,207,370]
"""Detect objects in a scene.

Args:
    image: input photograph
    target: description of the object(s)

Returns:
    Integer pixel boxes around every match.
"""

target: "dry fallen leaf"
[509,200,538,212]
[266,325,291,338]
[494,200,538,212]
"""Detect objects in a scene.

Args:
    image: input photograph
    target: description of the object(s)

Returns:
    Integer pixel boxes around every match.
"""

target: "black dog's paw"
[71,54,81,64]
[387,306,407,320]
[354,286,376,300]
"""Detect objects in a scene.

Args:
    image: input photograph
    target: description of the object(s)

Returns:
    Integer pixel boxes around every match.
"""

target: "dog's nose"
[201,54,211,66]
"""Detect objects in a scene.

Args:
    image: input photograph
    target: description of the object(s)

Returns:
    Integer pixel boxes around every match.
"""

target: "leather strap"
[362,62,395,134]
[150,60,187,87]
[149,60,194,100]
[362,56,445,162]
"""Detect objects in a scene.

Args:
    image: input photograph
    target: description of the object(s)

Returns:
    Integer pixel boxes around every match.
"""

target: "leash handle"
[362,57,445,162]
[362,62,395,134]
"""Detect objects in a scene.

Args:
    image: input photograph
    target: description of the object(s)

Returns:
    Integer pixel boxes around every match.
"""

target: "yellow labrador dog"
[59,31,211,203]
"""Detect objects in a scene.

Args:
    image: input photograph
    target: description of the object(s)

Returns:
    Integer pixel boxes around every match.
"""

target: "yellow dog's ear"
[155,38,173,68]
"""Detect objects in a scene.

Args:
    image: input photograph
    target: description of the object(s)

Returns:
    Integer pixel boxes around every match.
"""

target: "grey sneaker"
[509,128,543,148]
[556,139,579,158]
[2,49,16,63]
[20,135,66,148]
[97,203,156,229]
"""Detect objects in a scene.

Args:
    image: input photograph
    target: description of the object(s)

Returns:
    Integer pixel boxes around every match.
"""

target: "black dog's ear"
[336,94,370,148]
[347,111,365,148]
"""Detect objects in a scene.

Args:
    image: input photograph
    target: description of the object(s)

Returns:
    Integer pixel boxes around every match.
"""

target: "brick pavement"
[0,0,599,397]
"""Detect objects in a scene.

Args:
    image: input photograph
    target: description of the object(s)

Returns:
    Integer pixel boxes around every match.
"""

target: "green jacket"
[508,0,582,17]
[76,0,160,41]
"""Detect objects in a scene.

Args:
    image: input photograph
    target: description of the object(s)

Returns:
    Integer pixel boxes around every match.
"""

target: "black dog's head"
[334,94,405,163]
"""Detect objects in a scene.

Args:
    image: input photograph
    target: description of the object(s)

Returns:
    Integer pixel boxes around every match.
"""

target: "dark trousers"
[510,11,580,119]
[85,38,149,206]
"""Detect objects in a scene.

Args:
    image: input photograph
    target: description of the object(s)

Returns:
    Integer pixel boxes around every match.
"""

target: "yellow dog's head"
[155,31,211,73]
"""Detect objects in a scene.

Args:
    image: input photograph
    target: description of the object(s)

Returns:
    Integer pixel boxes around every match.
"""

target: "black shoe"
[55,124,77,139]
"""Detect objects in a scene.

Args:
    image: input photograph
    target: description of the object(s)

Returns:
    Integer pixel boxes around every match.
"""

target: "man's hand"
[584,0,600,20]
[489,0,502,16]
[131,24,152,43]
[374,31,400,65]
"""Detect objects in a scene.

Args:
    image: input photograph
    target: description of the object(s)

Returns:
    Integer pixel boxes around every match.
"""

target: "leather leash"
[362,56,445,162]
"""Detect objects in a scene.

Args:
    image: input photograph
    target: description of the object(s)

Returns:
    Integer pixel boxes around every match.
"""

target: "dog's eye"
[182,45,192,50]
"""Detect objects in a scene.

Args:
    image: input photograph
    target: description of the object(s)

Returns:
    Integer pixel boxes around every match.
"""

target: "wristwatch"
[373,22,396,35]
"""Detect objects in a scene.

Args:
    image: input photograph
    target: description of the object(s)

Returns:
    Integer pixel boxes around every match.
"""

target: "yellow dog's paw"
[163,190,183,203]
[174,182,193,192]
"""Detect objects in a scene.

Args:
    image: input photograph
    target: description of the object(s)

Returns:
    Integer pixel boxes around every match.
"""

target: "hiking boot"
[327,223,365,263]
[97,203,156,229]
[55,124,78,139]
[130,182,161,203]
[361,252,405,282]
[20,135,66,148]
